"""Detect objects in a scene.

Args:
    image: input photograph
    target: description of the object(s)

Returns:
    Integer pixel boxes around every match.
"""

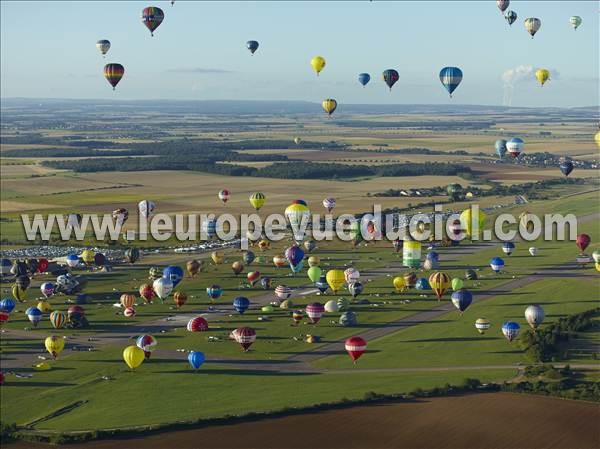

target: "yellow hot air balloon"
[595,131,600,149]
[249,192,266,211]
[294,137,302,145]
[311,56,326,75]
[535,69,550,86]
[211,250,224,264]
[37,300,51,313]
[428,271,451,301]
[80,249,96,265]
[322,99,337,116]
[459,208,486,238]
[326,269,345,293]
[45,335,65,359]
[393,276,405,292]
[123,345,145,370]
[308,256,320,267]
[12,284,26,302]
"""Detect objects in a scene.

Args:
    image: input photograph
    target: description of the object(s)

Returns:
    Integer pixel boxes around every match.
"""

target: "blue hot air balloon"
[502,321,520,342]
[559,160,574,177]
[206,285,222,300]
[415,278,431,291]
[246,40,259,55]
[358,73,370,87]
[163,266,184,288]
[285,246,304,267]
[260,277,272,289]
[202,219,217,240]
[451,289,473,313]
[502,242,515,256]
[490,257,505,273]
[439,67,463,97]
[0,298,16,313]
[315,274,328,293]
[188,351,205,369]
[25,307,42,327]
[426,251,439,262]
[233,296,250,314]
[505,10,517,26]
[495,139,507,158]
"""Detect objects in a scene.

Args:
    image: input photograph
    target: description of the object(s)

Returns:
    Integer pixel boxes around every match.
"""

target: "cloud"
[502,65,534,106]
[166,67,235,74]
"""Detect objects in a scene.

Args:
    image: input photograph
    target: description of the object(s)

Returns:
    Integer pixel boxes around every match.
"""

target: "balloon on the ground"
[525,304,545,330]
[173,291,187,308]
[163,266,184,287]
[490,257,505,273]
[348,281,363,298]
[123,345,145,369]
[49,311,66,329]
[403,236,421,268]
[45,336,65,359]
[339,311,358,327]
[475,318,491,334]
[292,310,304,325]
[136,334,158,358]
[502,321,520,342]
[26,307,42,327]
[187,316,209,332]
[316,274,329,293]
[218,189,230,204]
[345,336,367,363]
[576,234,591,253]
[40,282,55,299]
[308,266,322,283]
[249,192,266,211]
[306,302,325,324]
[326,270,345,293]
[233,327,256,351]
[206,285,222,300]
[451,289,473,313]
[529,247,538,256]
[153,277,173,302]
[233,296,250,314]
[188,351,205,369]
[393,276,405,292]
[502,242,515,256]
[324,299,338,313]
[139,284,155,303]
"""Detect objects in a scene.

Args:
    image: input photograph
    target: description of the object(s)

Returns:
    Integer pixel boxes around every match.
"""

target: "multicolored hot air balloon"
[569,16,582,30]
[439,67,463,97]
[322,99,337,116]
[285,200,310,242]
[506,137,524,158]
[104,63,124,90]
[218,189,230,204]
[141,6,164,36]
[460,208,486,238]
[40,282,55,299]
[246,40,259,55]
[358,73,370,87]
[345,336,367,363]
[249,192,266,211]
[502,321,520,342]
[247,271,260,286]
[0,298,16,314]
[163,265,184,287]
[136,334,158,359]
[535,69,550,86]
[524,17,541,38]
[275,285,292,301]
[382,69,399,91]
[475,318,491,334]
[285,245,305,268]
[124,247,140,264]
[173,291,187,308]
[311,56,326,75]
[322,197,336,212]
[306,302,325,324]
[123,345,145,369]
[96,39,110,57]
[120,294,136,309]
[505,10,517,26]
[26,307,42,327]
[429,272,451,301]
[186,260,202,277]
[139,284,155,303]
[292,310,304,325]
[49,311,66,329]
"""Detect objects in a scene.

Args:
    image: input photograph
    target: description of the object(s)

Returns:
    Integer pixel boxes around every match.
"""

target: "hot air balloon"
[96,39,110,56]
[257,239,270,251]
[249,192,266,211]
[322,99,337,116]
[459,208,486,238]
[451,289,473,314]
[234,327,256,351]
[231,261,244,276]
[576,234,591,253]
[439,67,463,97]
[403,236,421,268]
[285,246,305,268]
[186,260,202,277]
[0,298,16,313]
[138,200,155,220]
[465,269,478,281]
[502,242,515,256]
[187,316,209,332]
[529,247,538,256]
[45,336,65,359]
[304,240,316,252]
[243,251,256,266]
[49,311,66,329]
[218,189,230,204]
[495,139,507,158]
[451,278,464,291]
[246,40,259,55]
[319,198,336,214]
[348,281,364,298]
[1,258,12,276]
[188,351,205,369]
[358,73,370,87]
[535,69,550,86]
[344,268,360,284]
[136,334,157,359]
[123,307,136,318]
[285,200,310,242]
[40,282,55,299]
[120,294,136,309]
[404,272,417,288]
[247,271,261,286]
[306,302,325,324]
[294,137,302,145]
[497,0,509,13]
[490,257,505,273]
[307,256,320,268]
[502,321,520,342]
[66,254,80,268]
[211,250,224,264]
[206,285,222,301]
[524,17,541,38]
[592,250,600,264]
[505,10,517,25]
[273,254,287,268]
[326,269,345,293]
[596,131,600,149]
[345,336,367,363]
[123,345,145,369]
[316,274,329,294]
[67,305,85,319]
[80,249,96,266]
[37,258,49,273]
[324,300,339,313]
[525,304,545,330]
[429,272,451,300]
[201,219,218,240]
[393,276,405,292]
[506,137,524,158]
[475,318,491,334]
[292,310,304,325]
[260,277,272,290]
[311,56,326,75]
[173,291,187,308]
[104,63,124,90]
[26,307,42,327]
[141,6,164,36]
[559,159,574,177]
[0,311,9,325]
[163,266,183,287]
[139,284,155,303]
[307,266,322,283]
[275,285,292,301]
[36,300,50,314]
[94,253,106,267]
[153,277,173,302]
[233,296,250,314]
[382,69,399,91]
[569,16,582,30]
[112,208,129,227]
[124,247,140,264]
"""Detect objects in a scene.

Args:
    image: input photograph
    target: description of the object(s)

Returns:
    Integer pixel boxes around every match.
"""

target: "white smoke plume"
[502,65,533,106]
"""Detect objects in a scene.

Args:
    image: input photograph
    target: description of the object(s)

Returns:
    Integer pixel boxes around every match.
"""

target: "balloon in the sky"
[524,17,541,38]
[502,321,520,342]
[311,56,326,75]
[306,302,325,324]
[141,6,164,36]
[49,311,66,329]
[96,39,110,56]
[249,192,266,211]
[525,304,545,330]
[451,289,473,314]
[490,257,505,273]
[475,318,491,334]
[505,10,517,26]
[358,73,370,87]
[569,16,582,30]
[529,247,538,256]
[326,269,345,293]
[497,0,509,13]
[218,189,230,204]
[506,137,524,158]
[535,69,550,86]
[322,197,336,212]
[382,69,399,91]
[233,327,256,351]
[559,159,574,177]
[322,99,337,116]
[439,67,463,97]
[104,63,124,90]
[187,316,209,332]
[153,277,173,302]
[45,336,65,359]
[502,241,515,256]
[246,40,259,55]
[495,139,507,158]
[345,336,367,363]
[138,200,156,220]
[136,334,158,358]
[123,345,145,369]
[403,236,421,268]
[233,296,250,315]
[576,234,591,253]
[188,351,205,369]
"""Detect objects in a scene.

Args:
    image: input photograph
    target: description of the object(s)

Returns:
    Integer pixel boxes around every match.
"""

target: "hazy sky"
[1,1,598,107]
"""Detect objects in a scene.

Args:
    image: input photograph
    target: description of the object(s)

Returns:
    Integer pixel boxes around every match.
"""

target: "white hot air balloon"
[524,305,545,330]
[529,247,538,256]
[153,277,173,302]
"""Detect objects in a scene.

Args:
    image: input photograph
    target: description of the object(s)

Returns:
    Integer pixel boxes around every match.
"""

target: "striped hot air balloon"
[275,285,292,301]
[104,63,124,90]
[49,311,66,329]
[136,334,158,359]
[141,6,164,36]
[187,316,209,332]
[475,318,491,334]
[306,302,325,324]
[234,327,256,351]
[428,272,451,300]
[345,336,367,363]
[439,67,463,97]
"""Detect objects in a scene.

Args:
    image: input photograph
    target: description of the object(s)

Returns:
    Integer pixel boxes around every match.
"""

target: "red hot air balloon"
[104,63,124,90]
[306,302,325,324]
[141,6,164,36]
[576,234,591,253]
[139,284,155,303]
[345,336,367,363]
[234,327,256,351]
[37,258,49,273]
[187,316,209,332]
